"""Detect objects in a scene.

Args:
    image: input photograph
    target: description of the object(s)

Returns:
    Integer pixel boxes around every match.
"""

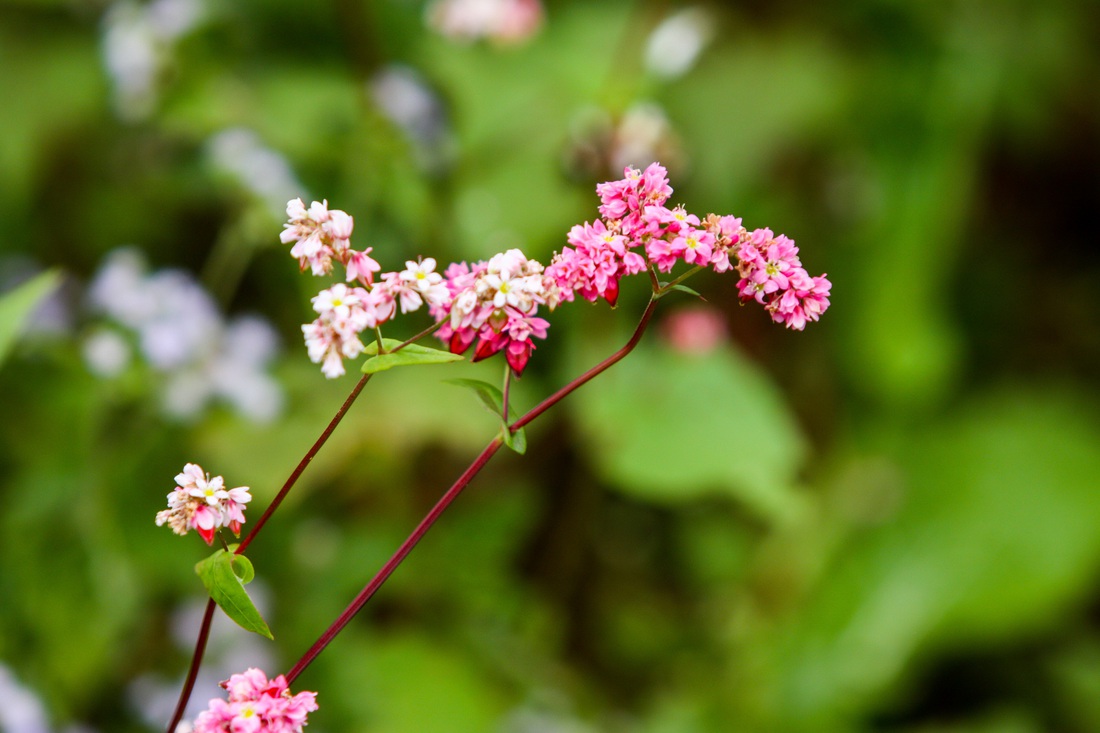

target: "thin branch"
[282,295,661,684]
[165,372,372,731]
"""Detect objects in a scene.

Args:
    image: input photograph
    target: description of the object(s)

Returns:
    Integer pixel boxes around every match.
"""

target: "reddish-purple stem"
[283,297,660,683]
[165,599,216,731]
[165,373,372,732]
[285,436,505,684]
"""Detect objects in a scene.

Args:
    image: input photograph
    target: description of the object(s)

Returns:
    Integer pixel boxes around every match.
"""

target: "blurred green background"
[1,0,1099,730]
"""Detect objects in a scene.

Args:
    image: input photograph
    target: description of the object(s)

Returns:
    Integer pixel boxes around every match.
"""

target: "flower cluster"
[193,668,318,733]
[155,463,251,545]
[732,228,832,330]
[281,165,829,378]
[282,199,556,378]
[545,162,831,329]
[431,249,556,375]
[281,198,379,283]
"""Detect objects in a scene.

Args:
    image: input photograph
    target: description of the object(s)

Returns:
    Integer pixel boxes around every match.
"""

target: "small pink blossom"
[156,463,252,545]
[193,668,318,733]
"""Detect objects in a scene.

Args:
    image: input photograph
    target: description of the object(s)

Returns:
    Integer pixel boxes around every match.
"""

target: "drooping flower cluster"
[431,249,557,375]
[193,668,317,733]
[155,463,252,545]
[545,162,831,329]
[733,228,832,330]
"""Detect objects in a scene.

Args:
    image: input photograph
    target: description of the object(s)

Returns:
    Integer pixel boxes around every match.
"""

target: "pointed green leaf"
[195,549,273,639]
[667,283,704,299]
[445,378,504,416]
[445,378,527,455]
[0,270,60,365]
[361,338,464,374]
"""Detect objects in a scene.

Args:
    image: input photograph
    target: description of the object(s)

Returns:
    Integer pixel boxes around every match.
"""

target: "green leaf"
[666,284,704,299]
[0,271,60,365]
[446,378,527,455]
[195,549,273,639]
[362,338,464,374]
[768,389,1100,727]
[570,340,806,521]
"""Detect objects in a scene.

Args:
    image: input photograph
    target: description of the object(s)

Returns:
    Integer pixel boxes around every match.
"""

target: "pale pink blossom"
[156,463,251,545]
[345,248,381,286]
[427,0,543,45]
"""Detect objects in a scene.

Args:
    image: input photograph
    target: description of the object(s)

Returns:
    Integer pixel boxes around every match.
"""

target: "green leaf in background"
[446,378,526,454]
[764,389,1100,729]
[195,548,272,639]
[0,270,60,365]
[362,337,464,374]
[570,340,807,522]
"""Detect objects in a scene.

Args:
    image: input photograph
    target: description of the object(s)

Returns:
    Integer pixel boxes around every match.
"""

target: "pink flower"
[345,248,381,286]
[193,668,318,733]
[282,198,368,280]
[156,463,251,545]
[662,306,727,354]
[432,249,555,374]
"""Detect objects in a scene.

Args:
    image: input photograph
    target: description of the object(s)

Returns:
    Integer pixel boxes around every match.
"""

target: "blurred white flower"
[207,129,305,218]
[82,327,132,377]
[609,102,683,176]
[370,65,454,172]
[85,248,284,423]
[427,0,543,45]
[644,7,715,79]
[101,0,205,120]
[0,664,50,733]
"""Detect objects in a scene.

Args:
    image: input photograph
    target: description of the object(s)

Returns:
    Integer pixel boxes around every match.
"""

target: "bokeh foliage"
[1,0,1098,731]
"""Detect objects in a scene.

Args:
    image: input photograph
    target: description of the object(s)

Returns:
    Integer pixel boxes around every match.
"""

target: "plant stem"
[283,296,660,683]
[392,319,446,353]
[236,373,372,555]
[165,372,372,732]
[165,599,216,732]
[511,296,658,431]
[285,436,506,684]
[657,264,706,295]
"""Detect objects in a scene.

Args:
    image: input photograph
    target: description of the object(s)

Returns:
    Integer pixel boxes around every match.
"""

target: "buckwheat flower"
[281,198,358,277]
[193,668,318,733]
[302,314,366,379]
[345,248,381,286]
[311,283,368,322]
[767,271,832,331]
[399,257,450,308]
[156,463,252,544]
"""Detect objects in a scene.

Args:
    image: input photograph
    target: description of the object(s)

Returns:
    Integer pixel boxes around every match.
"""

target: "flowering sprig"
[165,165,831,730]
[281,165,829,381]
[155,463,252,545]
[193,668,318,733]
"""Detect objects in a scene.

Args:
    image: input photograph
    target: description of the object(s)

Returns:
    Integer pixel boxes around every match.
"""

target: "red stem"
[285,437,505,684]
[165,373,372,732]
[165,599,216,731]
[283,296,660,683]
